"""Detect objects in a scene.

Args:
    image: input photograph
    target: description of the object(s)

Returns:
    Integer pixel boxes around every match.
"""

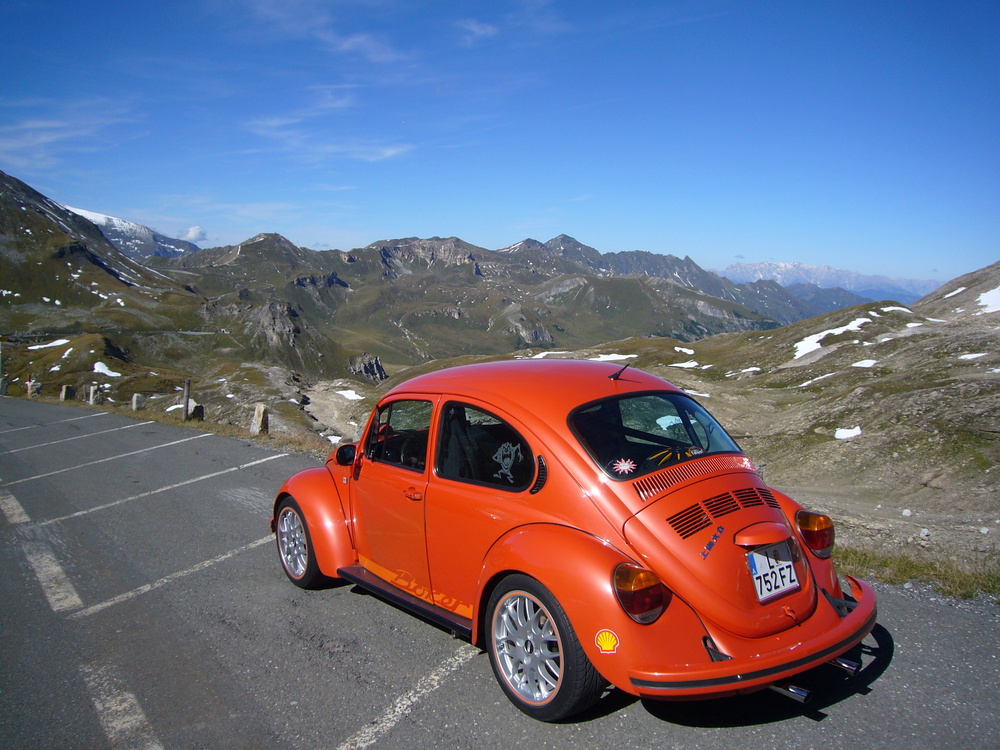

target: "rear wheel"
[275,497,327,589]
[486,574,605,721]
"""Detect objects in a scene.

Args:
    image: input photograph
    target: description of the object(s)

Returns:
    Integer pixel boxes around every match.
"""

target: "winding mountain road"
[1,397,996,749]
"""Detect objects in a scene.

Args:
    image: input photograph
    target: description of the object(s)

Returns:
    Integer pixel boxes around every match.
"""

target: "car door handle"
[404,488,424,501]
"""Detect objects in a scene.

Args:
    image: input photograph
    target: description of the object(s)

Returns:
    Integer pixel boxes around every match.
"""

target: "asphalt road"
[1,397,997,749]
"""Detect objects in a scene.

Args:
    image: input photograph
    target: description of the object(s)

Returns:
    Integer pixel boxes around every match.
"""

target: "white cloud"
[457,19,500,46]
[0,96,139,173]
[183,226,208,243]
[244,87,410,163]
[234,0,405,64]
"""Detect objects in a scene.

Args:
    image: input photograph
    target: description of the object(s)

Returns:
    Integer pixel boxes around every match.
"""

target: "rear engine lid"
[623,474,818,639]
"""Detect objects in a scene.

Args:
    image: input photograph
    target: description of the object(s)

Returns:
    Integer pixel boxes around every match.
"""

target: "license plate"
[747,542,799,602]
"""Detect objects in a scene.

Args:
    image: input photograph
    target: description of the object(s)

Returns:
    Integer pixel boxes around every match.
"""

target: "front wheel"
[275,497,328,589]
[486,574,605,721]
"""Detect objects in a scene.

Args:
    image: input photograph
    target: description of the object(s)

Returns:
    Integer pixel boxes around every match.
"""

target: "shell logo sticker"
[595,629,620,654]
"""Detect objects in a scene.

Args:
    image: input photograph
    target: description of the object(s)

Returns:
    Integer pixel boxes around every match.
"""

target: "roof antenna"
[609,363,631,380]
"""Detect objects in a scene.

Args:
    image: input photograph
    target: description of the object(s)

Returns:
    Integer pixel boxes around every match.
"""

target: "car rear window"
[570,392,742,479]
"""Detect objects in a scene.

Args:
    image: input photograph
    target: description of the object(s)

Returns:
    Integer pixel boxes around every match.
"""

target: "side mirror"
[335,443,357,466]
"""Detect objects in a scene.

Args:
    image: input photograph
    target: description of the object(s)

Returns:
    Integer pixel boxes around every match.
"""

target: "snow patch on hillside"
[793,317,872,359]
[835,426,862,439]
[588,353,636,362]
[977,286,1000,314]
[93,362,121,377]
[28,338,71,349]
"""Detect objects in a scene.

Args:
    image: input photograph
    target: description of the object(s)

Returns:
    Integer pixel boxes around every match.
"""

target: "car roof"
[386,359,684,422]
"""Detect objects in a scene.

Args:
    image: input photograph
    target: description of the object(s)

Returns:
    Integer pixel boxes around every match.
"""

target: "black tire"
[486,574,605,721]
[274,497,328,589]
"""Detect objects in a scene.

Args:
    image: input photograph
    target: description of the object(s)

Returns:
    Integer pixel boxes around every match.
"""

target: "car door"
[425,401,538,618]
[351,396,437,603]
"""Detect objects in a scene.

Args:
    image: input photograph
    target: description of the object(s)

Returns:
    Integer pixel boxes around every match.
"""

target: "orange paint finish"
[272,359,878,719]
[275,467,356,574]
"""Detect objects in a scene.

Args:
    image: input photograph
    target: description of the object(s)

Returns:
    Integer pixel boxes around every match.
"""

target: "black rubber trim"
[338,564,473,640]
[630,607,877,691]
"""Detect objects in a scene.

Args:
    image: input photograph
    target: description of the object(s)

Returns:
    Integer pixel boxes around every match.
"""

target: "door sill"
[337,564,474,640]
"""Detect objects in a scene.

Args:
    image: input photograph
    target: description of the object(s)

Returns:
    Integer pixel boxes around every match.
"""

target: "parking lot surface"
[1,397,997,749]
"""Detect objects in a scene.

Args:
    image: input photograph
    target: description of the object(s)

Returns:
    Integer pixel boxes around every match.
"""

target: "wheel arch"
[472,525,637,658]
[472,524,715,695]
[273,467,356,577]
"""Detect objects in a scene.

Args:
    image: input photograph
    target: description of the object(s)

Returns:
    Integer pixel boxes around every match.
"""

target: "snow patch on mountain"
[65,206,199,259]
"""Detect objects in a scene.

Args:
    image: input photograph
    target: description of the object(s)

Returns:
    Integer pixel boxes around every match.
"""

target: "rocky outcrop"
[293,273,349,289]
[349,352,388,383]
[369,237,482,278]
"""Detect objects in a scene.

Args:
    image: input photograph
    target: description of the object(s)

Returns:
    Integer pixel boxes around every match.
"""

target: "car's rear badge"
[701,525,725,560]
[596,629,620,654]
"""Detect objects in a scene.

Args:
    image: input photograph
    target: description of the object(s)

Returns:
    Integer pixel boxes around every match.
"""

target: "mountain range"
[2,168,996,570]
[0,164,987,403]
[63,195,934,307]
[64,206,201,259]
[723,261,940,305]
[0,168,960,389]
[0,169,830,380]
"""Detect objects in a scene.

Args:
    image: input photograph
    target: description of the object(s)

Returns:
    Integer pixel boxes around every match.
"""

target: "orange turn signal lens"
[796,510,835,559]
[613,563,667,624]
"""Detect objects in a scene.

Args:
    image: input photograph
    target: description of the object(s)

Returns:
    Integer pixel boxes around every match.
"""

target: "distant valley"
[3,168,888,390]
[2,168,998,570]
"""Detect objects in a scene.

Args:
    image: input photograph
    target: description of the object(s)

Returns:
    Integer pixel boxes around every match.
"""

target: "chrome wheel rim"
[492,591,562,704]
[277,507,307,577]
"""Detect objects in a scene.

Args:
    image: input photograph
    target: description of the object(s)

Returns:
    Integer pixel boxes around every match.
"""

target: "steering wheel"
[400,434,426,470]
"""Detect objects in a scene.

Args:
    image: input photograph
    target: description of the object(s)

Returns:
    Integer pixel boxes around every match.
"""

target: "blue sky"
[1,0,997,282]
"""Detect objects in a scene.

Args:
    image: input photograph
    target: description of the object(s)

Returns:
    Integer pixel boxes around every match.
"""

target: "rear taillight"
[796,510,835,558]
[613,563,668,624]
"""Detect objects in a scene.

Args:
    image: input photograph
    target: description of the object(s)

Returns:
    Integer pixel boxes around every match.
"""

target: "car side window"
[437,402,534,491]
[364,399,432,472]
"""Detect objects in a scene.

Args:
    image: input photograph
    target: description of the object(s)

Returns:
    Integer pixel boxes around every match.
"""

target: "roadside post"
[182,379,191,422]
[0,336,6,395]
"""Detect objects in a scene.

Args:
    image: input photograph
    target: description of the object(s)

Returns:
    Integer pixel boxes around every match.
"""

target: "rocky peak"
[349,352,388,383]
[367,236,483,278]
[64,206,199,259]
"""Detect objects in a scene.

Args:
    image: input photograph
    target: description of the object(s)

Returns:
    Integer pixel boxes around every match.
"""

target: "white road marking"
[36,453,288,526]
[22,541,83,612]
[0,411,108,435]
[80,663,164,750]
[0,433,211,487]
[2,420,152,453]
[0,489,30,524]
[70,535,273,619]
[336,644,480,750]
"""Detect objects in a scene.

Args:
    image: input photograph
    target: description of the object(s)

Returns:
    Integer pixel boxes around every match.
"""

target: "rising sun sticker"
[612,458,636,475]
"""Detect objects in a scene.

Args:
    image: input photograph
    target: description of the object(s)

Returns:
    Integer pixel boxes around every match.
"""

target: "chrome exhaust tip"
[768,682,811,704]
[827,656,861,675]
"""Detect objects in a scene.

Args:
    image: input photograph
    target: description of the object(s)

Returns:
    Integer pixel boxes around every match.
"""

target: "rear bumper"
[629,576,877,698]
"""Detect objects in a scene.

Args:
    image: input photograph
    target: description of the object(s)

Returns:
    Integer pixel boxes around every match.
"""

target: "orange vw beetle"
[271,359,876,721]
